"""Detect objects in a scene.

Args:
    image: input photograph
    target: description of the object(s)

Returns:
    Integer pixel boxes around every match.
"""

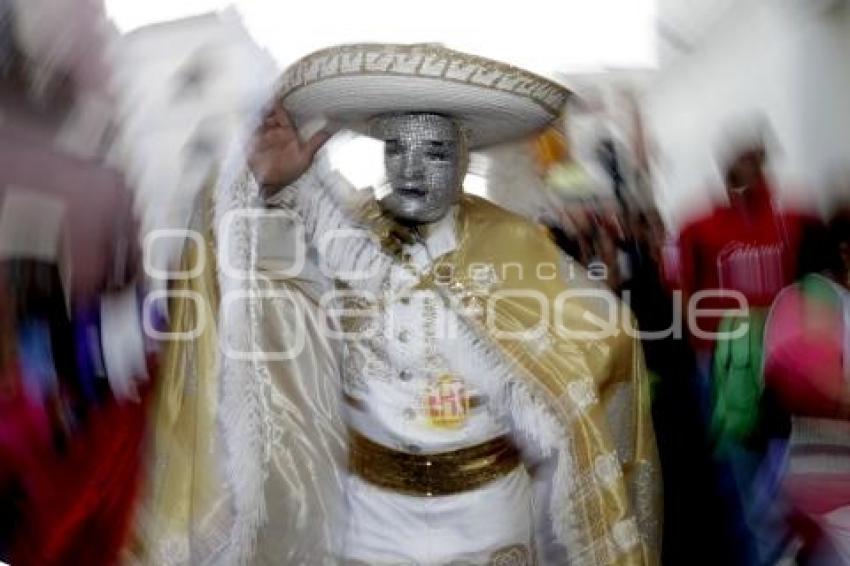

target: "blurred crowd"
[542,128,850,564]
[0,2,156,564]
[1,0,850,565]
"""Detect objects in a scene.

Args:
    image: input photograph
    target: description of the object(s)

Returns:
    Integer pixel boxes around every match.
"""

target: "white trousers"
[343,467,534,565]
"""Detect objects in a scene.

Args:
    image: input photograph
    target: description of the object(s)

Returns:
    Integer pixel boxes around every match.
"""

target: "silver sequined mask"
[370,113,466,224]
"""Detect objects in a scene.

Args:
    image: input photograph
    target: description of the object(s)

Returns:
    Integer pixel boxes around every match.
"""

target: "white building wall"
[646,0,850,225]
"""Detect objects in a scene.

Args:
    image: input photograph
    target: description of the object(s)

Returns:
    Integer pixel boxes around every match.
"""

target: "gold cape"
[125,183,348,566]
[124,186,225,564]
[405,195,660,564]
[126,184,660,565]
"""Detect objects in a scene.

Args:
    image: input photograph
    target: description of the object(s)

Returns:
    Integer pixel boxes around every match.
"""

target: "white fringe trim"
[436,302,594,564]
[214,145,270,566]
[213,144,390,565]
[266,153,390,292]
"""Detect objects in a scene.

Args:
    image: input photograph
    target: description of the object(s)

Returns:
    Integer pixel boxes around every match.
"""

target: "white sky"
[105,0,657,75]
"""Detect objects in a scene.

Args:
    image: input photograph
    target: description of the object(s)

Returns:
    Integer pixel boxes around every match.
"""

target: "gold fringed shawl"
[126,170,349,565]
[124,183,226,564]
[420,195,661,565]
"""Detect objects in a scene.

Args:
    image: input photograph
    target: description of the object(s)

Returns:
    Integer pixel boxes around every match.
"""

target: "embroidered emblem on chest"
[425,373,470,429]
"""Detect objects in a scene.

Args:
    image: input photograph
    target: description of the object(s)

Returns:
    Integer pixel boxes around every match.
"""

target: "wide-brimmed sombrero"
[276,43,570,149]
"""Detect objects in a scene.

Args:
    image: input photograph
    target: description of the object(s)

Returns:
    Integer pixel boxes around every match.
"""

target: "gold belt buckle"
[349,430,521,496]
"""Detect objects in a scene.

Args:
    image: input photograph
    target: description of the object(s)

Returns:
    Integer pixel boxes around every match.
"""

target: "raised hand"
[248,106,329,194]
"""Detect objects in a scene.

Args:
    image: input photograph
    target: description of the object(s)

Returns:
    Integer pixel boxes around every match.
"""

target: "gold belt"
[348,430,521,497]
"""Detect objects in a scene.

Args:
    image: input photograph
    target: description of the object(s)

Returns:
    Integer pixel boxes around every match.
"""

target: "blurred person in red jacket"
[675,120,820,565]
[677,124,814,356]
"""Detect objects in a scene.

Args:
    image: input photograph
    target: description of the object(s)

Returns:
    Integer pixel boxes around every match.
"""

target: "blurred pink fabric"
[0,104,138,302]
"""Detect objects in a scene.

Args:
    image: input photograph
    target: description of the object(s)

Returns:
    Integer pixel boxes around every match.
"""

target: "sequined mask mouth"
[395,185,428,197]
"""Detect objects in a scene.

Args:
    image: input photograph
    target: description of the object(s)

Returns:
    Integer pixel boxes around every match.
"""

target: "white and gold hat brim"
[277,43,570,149]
